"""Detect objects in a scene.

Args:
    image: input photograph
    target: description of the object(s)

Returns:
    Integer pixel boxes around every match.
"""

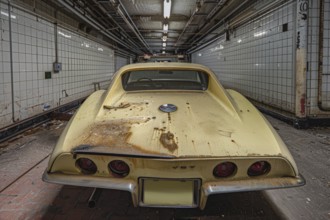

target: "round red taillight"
[248,161,271,176]
[76,158,97,174]
[109,160,130,177]
[213,162,237,178]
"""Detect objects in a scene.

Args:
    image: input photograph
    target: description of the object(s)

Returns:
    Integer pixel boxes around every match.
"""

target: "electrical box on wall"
[45,71,52,79]
[53,62,62,73]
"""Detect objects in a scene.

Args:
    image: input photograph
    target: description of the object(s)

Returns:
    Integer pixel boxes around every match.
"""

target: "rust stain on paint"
[104,102,131,110]
[160,131,178,152]
[74,119,170,156]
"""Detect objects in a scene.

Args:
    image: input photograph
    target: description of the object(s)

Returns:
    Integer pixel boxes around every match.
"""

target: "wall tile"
[0,4,116,128]
[307,0,330,112]
[193,0,330,115]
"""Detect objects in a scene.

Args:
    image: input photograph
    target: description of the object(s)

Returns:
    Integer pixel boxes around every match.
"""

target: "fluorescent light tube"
[164,0,171,19]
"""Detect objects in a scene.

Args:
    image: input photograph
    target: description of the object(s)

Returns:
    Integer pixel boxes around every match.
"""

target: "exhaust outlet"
[88,188,102,208]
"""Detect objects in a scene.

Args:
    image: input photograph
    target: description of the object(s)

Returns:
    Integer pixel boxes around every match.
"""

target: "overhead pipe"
[90,0,143,52]
[176,0,228,46]
[75,0,141,51]
[116,7,149,51]
[116,0,152,53]
[117,0,151,50]
[2,0,137,58]
[108,0,151,53]
[187,0,287,53]
[57,0,141,54]
[175,1,202,46]
[56,0,121,43]
[186,0,250,52]
[205,0,228,21]
[188,0,288,50]
[317,0,330,111]
[1,0,121,54]
[229,0,288,30]
[188,0,279,54]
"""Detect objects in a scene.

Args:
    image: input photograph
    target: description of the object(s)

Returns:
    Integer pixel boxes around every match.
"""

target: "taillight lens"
[248,161,271,176]
[213,162,237,178]
[76,158,97,174]
[109,160,130,177]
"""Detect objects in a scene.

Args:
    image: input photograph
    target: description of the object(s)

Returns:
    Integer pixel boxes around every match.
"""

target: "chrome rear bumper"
[43,171,305,209]
[42,171,137,193]
[203,175,305,196]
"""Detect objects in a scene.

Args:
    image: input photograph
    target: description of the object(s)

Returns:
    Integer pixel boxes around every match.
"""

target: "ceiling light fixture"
[162,43,166,47]
[163,0,171,19]
[163,24,169,33]
[162,35,167,42]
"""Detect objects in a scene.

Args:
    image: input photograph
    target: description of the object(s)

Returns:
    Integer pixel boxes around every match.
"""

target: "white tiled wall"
[192,0,330,117]
[0,3,115,128]
[325,0,330,109]
[0,3,12,126]
[307,0,330,113]
[115,55,129,71]
[192,1,295,113]
[57,27,114,104]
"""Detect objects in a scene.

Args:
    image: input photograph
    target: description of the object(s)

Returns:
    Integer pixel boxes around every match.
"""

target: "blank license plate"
[139,178,200,207]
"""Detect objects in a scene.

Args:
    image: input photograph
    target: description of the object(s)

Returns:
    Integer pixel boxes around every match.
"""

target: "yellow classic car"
[43,62,305,209]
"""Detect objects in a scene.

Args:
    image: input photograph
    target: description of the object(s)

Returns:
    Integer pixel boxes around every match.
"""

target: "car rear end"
[43,152,304,209]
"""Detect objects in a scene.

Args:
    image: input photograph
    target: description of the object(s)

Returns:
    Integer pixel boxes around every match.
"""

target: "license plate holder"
[139,178,201,208]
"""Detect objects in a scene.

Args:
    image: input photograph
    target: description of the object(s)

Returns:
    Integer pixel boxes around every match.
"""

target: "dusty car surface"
[43,62,305,209]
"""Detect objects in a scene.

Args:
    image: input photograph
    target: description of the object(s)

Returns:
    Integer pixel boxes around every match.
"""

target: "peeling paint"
[160,131,178,152]
[82,121,132,147]
[75,119,169,156]
[104,101,148,111]
[104,102,131,110]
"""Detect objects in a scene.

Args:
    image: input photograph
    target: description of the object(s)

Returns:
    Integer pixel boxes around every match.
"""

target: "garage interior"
[0,0,329,219]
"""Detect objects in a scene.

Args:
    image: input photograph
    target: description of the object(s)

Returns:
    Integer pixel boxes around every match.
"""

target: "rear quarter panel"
[226,89,298,174]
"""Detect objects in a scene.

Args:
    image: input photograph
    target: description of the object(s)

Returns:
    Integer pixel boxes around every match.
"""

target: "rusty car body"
[43,62,305,209]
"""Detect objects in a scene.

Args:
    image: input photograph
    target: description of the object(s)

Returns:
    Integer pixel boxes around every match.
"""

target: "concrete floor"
[0,115,329,220]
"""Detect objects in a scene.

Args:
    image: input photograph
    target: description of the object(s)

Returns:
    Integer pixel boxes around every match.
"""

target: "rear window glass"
[121,70,209,91]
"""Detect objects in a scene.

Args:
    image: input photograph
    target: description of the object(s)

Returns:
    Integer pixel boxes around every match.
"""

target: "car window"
[122,70,209,91]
